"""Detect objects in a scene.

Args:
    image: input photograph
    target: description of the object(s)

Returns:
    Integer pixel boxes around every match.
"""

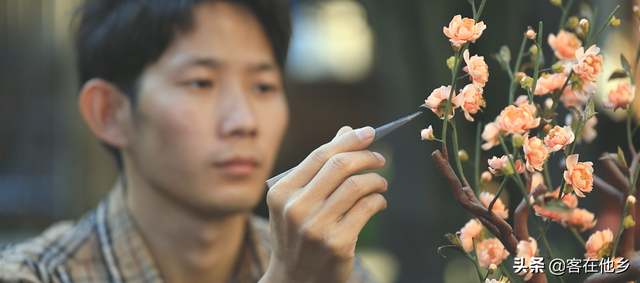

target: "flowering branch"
[432,146,519,255]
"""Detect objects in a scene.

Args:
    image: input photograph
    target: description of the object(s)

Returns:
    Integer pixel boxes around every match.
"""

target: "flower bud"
[458,150,469,162]
[520,76,534,89]
[609,16,620,27]
[481,171,492,185]
[628,195,637,206]
[575,27,585,39]
[580,19,589,33]
[634,6,640,19]
[446,56,456,70]
[545,98,553,110]
[525,26,536,40]
[421,126,435,140]
[566,16,579,30]
[500,162,515,176]
[512,134,524,148]
[623,215,636,229]
[551,61,565,73]
[515,72,526,83]
[550,0,562,6]
[529,44,538,56]
[487,263,497,275]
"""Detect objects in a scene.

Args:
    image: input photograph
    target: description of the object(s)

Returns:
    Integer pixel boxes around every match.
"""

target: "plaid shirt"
[0,181,378,283]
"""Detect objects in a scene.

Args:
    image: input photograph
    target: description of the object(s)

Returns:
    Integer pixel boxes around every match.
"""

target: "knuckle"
[283,202,304,226]
[266,189,282,208]
[325,236,354,260]
[343,176,364,195]
[299,222,324,244]
[310,146,332,167]
[328,154,353,174]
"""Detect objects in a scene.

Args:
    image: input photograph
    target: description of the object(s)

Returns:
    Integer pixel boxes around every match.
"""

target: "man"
[0,0,388,282]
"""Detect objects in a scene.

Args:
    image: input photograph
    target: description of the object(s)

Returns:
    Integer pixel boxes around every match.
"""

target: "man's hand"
[261,126,388,283]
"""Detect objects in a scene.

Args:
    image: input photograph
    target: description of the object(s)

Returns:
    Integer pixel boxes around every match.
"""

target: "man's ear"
[78,79,132,149]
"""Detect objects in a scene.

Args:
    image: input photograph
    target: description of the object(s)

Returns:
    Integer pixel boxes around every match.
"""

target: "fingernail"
[373,152,386,163]
[355,126,375,141]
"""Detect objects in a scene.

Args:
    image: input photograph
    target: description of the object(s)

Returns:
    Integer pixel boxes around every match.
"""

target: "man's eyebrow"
[183,58,220,70]
[178,59,277,73]
[249,62,278,73]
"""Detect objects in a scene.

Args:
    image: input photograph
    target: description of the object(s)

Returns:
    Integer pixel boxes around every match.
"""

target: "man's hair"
[74,0,291,167]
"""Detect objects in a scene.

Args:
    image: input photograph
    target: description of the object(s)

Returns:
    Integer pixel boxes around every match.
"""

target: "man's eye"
[188,79,213,89]
[254,84,276,94]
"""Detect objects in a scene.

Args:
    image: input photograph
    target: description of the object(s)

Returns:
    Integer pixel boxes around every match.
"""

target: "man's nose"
[218,87,258,139]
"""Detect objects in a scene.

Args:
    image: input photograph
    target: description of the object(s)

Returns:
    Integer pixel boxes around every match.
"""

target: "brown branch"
[593,174,625,202]
[514,184,548,242]
[584,257,640,283]
[600,152,630,193]
[432,148,519,256]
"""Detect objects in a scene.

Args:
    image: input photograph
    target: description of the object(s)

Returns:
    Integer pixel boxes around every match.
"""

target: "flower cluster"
[424,2,639,282]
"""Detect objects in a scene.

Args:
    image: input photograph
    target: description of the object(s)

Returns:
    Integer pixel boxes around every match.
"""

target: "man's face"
[123,1,288,216]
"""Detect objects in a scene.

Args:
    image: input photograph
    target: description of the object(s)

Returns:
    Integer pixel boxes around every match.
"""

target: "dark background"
[0,0,636,282]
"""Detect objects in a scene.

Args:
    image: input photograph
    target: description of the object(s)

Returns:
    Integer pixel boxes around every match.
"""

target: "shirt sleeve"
[347,255,380,283]
[0,258,43,283]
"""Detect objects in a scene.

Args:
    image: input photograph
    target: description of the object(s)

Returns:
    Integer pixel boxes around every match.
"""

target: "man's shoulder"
[0,215,99,282]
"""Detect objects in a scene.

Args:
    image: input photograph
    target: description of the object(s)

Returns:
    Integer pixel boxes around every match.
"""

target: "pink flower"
[481,122,501,150]
[443,15,487,47]
[580,116,598,143]
[496,104,540,135]
[481,171,492,184]
[463,50,489,91]
[546,188,579,209]
[459,218,483,252]
[529,172,544,193]
[424,85,463,119]
[534,72,568,95]
[479,191,509,219]
[544,125,575,152]
[458,84,486,122]
[523,133,549,172]
[573,45,604,81]
[548,30,582,61]
[562,208,597,232]
[534,204,571,222]
[585,229,613,260]
[572,74,597,97]
[487,155,524,176]
[560,87,588,108]
[515,237,539,281]
[603,83,636,111]
[476,238,509,267]
[563,154,594,197]
[514,95,529,106]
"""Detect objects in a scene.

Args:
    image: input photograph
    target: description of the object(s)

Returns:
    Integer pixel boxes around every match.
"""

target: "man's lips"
[214,157,260,176]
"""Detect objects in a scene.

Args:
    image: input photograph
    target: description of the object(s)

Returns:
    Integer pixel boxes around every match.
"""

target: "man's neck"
[125,175,247,283]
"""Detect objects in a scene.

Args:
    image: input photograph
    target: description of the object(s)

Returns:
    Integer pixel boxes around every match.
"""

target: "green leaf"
[437,244,465,259]
[617,146,629,173]
[609,69,630,81]
[621,54,632,74]
[584,95,597,122]
[445,232,464,248]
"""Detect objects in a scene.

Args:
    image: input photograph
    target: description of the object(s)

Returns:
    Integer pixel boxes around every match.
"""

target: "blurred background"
[0,0,638,282]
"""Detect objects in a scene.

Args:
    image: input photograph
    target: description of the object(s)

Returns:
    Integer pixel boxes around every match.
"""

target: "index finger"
[280,126,376,191]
